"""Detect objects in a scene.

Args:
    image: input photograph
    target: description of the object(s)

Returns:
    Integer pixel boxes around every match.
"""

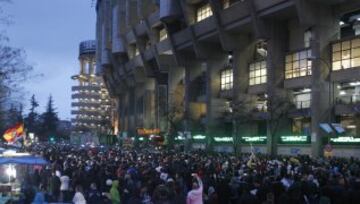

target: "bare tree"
[229,96,256,155]
[0,0,33,133]
[165,89,184,147]
[267,92,293,155]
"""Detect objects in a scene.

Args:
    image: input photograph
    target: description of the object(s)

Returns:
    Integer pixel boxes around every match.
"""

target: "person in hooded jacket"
[186,174,203,204]
[110,180,121,204]
[72,185,86,204]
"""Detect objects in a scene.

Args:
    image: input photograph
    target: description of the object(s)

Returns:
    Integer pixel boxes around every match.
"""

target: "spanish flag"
[3,123,24,142]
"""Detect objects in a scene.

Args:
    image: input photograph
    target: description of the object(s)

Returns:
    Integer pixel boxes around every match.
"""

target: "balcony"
[71,118,103,125]
[71,109,105,115]
[335,95,360,115]
[71,102,101,107]
[71,93,101,100]
[288,100,311,117]
[295,100,311,109]
[248,84,267,94]
[219,89,232,98]
[72,86,101,92]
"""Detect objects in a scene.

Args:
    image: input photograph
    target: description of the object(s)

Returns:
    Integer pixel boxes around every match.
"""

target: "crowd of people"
[6,143,360,204]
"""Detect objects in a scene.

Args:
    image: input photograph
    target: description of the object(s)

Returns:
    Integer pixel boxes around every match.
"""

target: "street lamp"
[6,165,16,184]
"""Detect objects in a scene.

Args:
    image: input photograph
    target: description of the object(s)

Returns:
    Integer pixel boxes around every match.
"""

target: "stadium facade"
[95,0,360,157]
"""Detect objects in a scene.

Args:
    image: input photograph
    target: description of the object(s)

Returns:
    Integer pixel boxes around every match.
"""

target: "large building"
[71,40,114,135]
[96,0,360,157]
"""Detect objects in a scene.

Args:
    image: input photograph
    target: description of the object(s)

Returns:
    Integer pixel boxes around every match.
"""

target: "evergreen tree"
[40,95,59,141]
[24,94,39,134]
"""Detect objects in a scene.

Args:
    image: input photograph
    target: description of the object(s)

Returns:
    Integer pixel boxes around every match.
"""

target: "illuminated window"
[285,49,312,79]
[304,30,312,48]
[135,47,140,56]
[196,4,213,22]
[159,28,167,41]
[332,38,360,71]
[255,95,268,112]
[220,68,233,91]
[249,61,267,85]
[293,89,311,109]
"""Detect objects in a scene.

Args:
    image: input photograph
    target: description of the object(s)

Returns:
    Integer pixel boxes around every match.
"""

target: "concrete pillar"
[80,60,85,75]
[126,0,138,29]
[118,0,127,34]
[89,59,95,75]
[137,0,158,20]
[144,78,156,128]
[205,54,228,150]
[184,61,203,151]
[232,42,254,153]
[118,94,125,133]
[134,84,144,129]
[123,92,129,133]
[156,82,168,132]
[266,21,291,155]
[95,3,103,74]
[184,61,203,126]
[166,64,186,147]
[310,8,339,157]
[128,88,136,137]
[356,115,360,137]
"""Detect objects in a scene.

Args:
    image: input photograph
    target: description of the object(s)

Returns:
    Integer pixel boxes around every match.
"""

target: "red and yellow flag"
[3,123,24,142]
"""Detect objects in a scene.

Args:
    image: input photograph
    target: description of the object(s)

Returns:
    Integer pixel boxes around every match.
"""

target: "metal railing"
[295,100,311,109]
[336,96,360,105]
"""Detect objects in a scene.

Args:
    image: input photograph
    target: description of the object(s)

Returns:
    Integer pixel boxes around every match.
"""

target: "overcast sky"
[4,0,96,120]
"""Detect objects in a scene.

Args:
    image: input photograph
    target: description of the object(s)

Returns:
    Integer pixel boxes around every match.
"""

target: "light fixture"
[349,81,360,86]
[175,136,185,141]
[339,90,346,95]
[339,21,345,26]
[347,125,356,129]
[302,88,311,93]
[6,165,16,179]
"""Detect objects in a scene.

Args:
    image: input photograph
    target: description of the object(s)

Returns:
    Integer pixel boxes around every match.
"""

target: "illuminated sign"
[137,128,161,136]
[214,137,233,142]
[175,136,185,141]
[241,136,267,144]
[280,136,310,144]
[330,136,360,144]
[193,135,206,140]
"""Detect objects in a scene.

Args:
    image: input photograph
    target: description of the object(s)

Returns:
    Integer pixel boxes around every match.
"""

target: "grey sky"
[4,0,96,120]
